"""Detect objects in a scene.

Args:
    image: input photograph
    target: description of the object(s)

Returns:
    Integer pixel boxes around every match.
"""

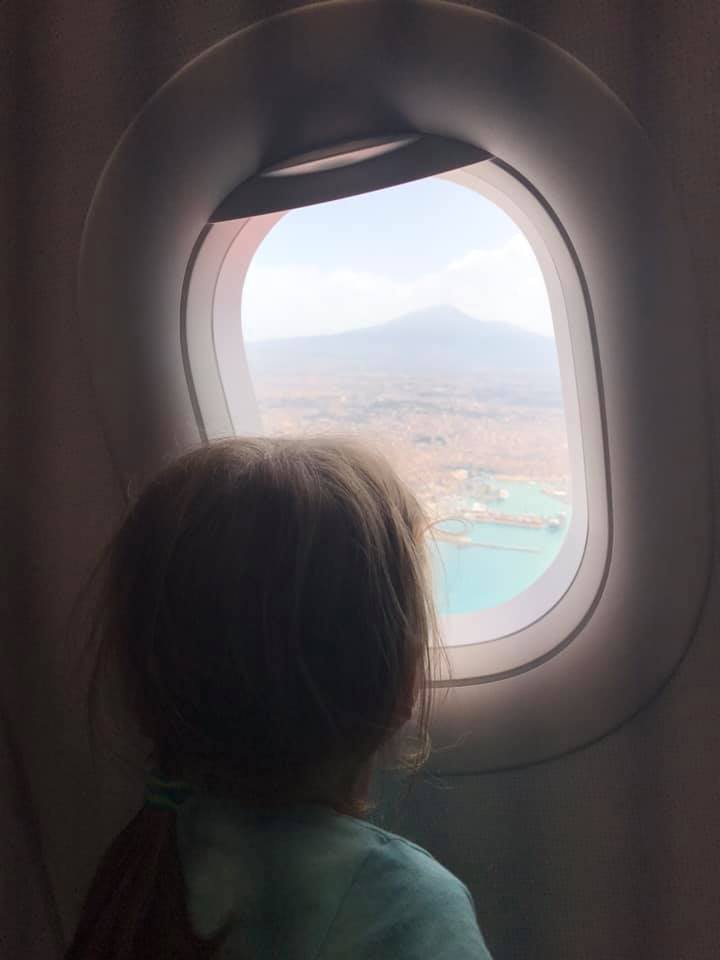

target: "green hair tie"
[144,771,194,811]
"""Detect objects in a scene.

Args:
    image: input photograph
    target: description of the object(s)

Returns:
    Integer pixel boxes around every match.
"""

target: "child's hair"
[67,436,441,959]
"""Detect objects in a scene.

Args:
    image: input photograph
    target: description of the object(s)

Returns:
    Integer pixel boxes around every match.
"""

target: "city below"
[249,369,571,538]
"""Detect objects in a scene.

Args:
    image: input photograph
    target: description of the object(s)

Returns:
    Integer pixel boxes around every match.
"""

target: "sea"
[430,480,570,616]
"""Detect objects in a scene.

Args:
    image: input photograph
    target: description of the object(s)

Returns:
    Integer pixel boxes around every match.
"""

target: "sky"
[241,174,553,342]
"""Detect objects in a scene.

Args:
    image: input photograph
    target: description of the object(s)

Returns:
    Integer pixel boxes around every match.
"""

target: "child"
[67,437,492,959]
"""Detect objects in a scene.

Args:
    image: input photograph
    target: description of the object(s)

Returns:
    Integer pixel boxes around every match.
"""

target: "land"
[250,370,570,521]
[245,305,571,524]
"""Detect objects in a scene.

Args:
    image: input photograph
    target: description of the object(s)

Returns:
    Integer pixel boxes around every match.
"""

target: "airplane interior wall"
[3,1,719,957]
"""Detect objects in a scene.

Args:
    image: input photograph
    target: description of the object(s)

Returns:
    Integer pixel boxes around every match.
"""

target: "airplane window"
[238,173,580,645]
[80,0,692,748]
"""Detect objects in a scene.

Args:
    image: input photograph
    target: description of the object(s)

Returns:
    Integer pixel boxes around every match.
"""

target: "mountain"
[245,305,559,379]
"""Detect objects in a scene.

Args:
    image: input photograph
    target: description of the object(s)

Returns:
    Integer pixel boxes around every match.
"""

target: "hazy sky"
[242,174,553,342]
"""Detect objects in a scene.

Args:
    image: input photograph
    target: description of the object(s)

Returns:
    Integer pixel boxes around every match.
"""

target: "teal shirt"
[176,795,492,959]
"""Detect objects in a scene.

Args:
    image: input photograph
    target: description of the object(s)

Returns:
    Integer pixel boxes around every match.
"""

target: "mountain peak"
[348,304,547,342]
[247,304,559,377]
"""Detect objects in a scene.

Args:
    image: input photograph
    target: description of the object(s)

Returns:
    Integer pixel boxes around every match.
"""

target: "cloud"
[241,231,553,342]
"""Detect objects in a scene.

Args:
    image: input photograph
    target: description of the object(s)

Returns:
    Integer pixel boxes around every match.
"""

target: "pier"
[431,528,542,554]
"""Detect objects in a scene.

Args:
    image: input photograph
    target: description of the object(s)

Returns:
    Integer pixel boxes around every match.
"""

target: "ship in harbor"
[546,513,567,532]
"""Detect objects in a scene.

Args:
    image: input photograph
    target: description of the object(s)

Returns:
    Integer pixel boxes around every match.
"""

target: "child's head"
[92,437,439,813]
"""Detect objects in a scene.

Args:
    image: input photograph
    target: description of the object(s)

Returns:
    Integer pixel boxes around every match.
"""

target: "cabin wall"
[3,1,719,956]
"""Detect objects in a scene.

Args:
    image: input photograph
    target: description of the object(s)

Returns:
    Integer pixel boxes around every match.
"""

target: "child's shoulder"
[344,814,440,861]
[340,814,473,901]
[319,814,490,959]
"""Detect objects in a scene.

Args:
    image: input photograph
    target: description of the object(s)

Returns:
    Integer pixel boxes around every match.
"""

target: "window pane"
[242,175,572,622]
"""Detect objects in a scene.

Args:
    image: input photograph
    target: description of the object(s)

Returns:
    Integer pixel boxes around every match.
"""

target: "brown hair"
[67,436,440,958]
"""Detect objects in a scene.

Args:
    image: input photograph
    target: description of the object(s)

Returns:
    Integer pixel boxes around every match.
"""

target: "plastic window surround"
[184,159,608,682]
[78,0,711,770]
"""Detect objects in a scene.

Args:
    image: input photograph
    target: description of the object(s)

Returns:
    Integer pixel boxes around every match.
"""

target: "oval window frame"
[193,159,607,680]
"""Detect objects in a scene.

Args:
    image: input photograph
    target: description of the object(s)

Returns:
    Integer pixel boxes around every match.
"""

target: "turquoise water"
[430,481,570,615]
